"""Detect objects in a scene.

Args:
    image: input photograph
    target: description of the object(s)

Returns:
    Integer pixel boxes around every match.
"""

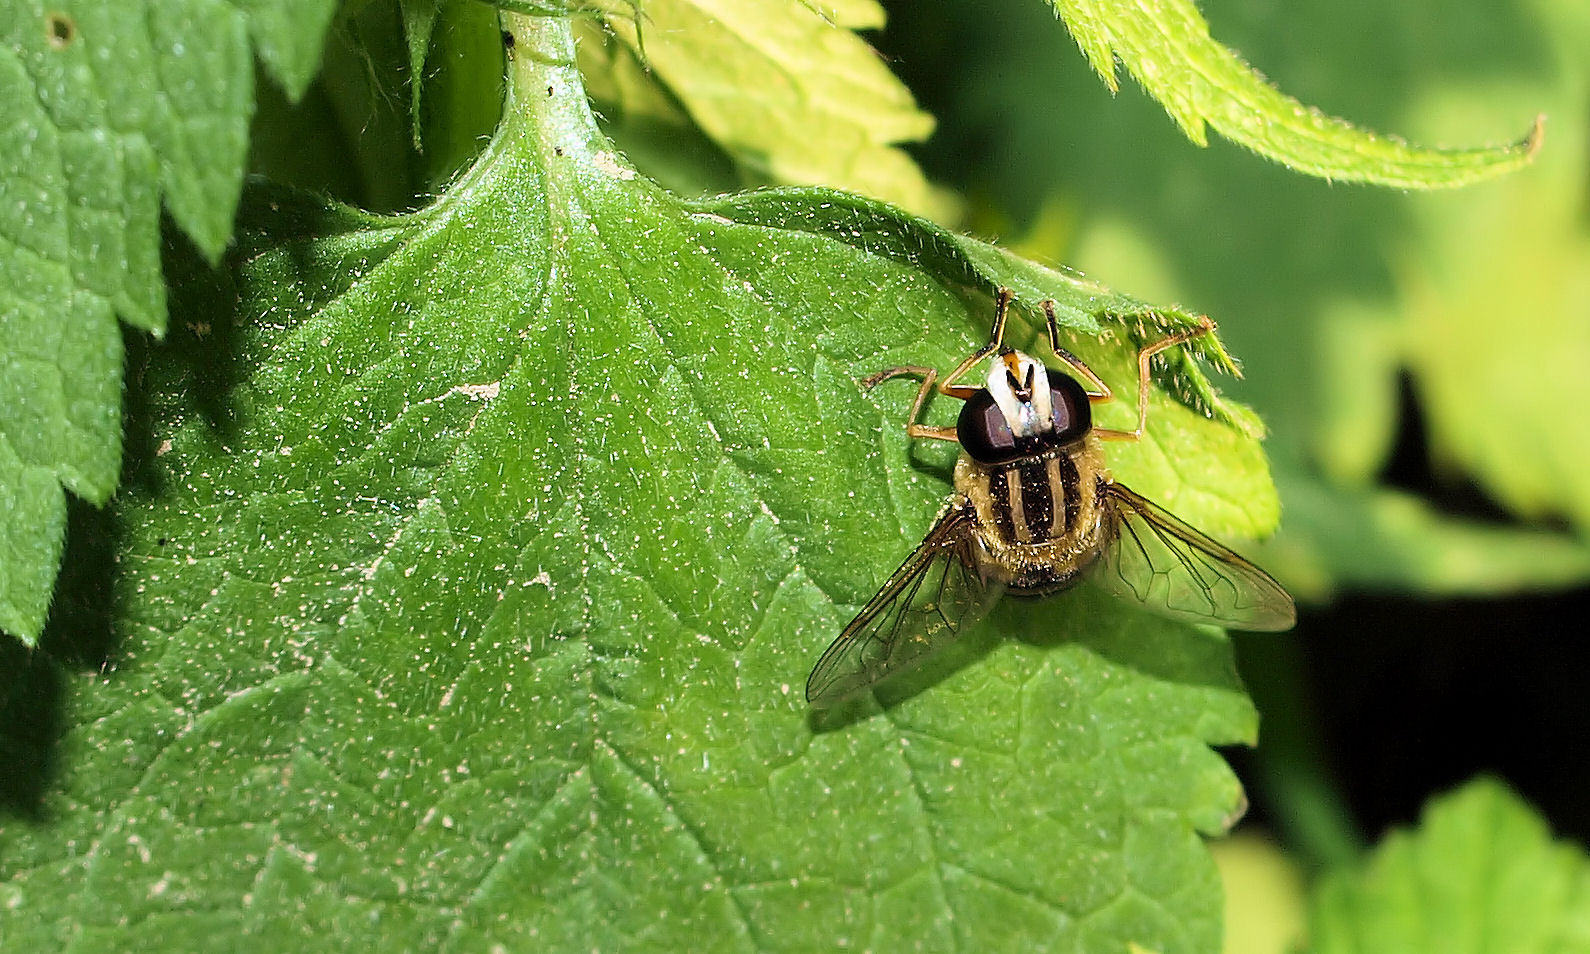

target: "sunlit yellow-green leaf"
[593,0,949,216]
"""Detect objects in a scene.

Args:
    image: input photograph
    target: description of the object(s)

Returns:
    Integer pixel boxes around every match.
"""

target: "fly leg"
[936,286,1015,394]
[859,287,1019,442]
[1042,300,1113,401]
[1088,313,1218,442]
[859,365,959,441]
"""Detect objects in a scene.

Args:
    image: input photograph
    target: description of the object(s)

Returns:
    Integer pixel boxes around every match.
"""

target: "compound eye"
[1048,373,1092,442]
[956,391,1021,463]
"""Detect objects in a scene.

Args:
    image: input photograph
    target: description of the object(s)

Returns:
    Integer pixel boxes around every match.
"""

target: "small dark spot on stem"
[501,30,514,51]
[554,147,564,157]
[546,85,554,97]
[45,12,75,49]
[156,538,168,547]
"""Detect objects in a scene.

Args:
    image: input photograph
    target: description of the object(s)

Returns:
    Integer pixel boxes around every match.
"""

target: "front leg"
[859,288,1018,442]
[936,286,1017,398]
[860,366,960,441]
[1042,299,1112,401]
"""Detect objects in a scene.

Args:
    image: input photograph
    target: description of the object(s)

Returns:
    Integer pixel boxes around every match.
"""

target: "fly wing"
[806,503,1002,707]
[1087,483,1296,631]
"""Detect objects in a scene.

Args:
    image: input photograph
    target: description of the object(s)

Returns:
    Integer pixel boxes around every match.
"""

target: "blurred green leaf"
[250,0,433,214]
[573,14,742,197]
[398,0,440,143]
[1278,2,1590,538]
[1263,477,1590,603]
[1395,81,1590,534]
[1211,831,1306,954]
[0,15,1285,951]
[1311,778,1590,954]
[1050,0,1539,188]
[0,0,338,645]
[407,0,508,190]
[590,0,950,217]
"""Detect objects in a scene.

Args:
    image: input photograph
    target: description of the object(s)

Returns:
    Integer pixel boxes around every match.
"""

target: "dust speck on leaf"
[452,382,501,401]
[45,12,75,49]
[593,151,637,180]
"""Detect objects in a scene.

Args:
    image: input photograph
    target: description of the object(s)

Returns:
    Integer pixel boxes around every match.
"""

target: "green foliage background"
[2,1,1589,951]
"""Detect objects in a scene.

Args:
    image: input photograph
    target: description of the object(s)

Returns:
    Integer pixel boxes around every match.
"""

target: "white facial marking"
[986,351,1054,439]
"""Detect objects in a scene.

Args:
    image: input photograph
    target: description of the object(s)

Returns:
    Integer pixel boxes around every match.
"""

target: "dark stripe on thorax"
[986,451,1085,545]
[1058,451,1081,534]
[987,466,1017,542]
[1014,458,1056,542]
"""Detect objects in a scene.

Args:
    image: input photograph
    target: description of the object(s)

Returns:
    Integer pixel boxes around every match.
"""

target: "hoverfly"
[806,289,1296,707]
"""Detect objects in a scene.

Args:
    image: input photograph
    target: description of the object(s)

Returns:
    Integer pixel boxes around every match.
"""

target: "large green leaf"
[0,15,1284,951]
[0,0,339,645]
[1311,778,1590,954]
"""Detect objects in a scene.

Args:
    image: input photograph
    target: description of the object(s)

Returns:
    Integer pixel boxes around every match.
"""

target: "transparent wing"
[806,504,1003,707]
[1087,483,1296,631]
